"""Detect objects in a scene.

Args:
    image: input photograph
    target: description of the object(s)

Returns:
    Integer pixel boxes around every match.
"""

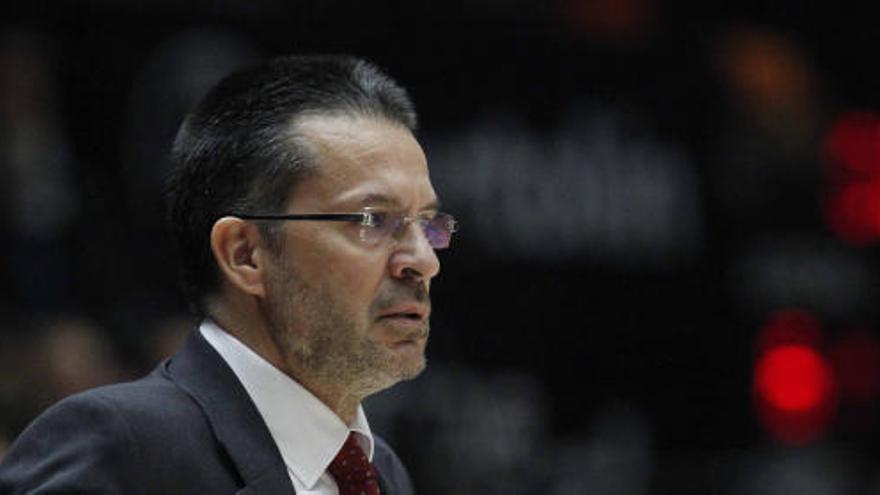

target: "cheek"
[316,253,389,310]
[283,232,390,309]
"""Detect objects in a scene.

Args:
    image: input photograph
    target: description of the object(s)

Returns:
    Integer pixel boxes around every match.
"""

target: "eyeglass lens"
[363,212,455,249]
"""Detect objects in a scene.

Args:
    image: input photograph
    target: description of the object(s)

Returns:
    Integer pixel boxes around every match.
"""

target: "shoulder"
[40,364,206,440]
[373,435,417,495]
[73,365,202,425]
[0,381,152,493]
[0,365,212,493]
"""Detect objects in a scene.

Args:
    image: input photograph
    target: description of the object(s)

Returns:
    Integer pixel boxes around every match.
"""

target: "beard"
[261,257,429,400]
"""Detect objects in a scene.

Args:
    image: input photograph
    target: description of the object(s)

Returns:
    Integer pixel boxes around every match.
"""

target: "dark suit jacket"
[0,331,415,494]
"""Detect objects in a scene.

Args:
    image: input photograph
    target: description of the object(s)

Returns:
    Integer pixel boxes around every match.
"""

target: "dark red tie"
[328,433,381,495]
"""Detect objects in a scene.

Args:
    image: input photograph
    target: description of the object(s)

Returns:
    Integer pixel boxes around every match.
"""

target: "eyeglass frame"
[226,208,457,250]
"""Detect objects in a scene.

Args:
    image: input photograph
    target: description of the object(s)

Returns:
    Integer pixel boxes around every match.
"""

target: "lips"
[377,303,429,322]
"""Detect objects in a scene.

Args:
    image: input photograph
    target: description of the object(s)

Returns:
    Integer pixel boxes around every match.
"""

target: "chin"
[356,335,428,394]
[392,338,427,373]
[398,355,427,381]
[370,352,426,393]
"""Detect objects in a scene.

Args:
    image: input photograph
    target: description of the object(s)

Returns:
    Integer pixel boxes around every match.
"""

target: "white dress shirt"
[200,319,375,494]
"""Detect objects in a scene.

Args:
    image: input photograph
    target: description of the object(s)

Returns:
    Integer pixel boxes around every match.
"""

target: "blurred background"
[2,1,880,493]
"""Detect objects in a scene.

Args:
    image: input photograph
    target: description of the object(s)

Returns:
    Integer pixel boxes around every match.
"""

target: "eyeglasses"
[229,209,458,250]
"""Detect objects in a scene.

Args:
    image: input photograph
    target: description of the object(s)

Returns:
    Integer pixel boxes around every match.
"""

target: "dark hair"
[166,54,418,314]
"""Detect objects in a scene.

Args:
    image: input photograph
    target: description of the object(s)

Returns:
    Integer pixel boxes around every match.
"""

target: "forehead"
[291,114,436,210]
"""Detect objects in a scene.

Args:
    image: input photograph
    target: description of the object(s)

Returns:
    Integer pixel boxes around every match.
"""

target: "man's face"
[261,114,440,398]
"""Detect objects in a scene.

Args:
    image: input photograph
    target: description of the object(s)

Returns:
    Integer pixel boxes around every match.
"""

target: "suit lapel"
[166,331,295,495]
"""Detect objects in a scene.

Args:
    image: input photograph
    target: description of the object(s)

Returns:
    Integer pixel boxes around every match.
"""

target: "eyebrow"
[357,193,440,212]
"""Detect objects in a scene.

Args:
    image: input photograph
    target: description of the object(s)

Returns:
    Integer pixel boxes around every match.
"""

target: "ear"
[210,217,270,298]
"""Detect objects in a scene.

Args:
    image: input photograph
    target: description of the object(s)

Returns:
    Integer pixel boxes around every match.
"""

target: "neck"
[206,296,363,424]
[305,380,363,425]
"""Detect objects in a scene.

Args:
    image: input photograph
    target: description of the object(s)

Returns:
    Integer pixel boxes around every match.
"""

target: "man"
[0,54,456,494]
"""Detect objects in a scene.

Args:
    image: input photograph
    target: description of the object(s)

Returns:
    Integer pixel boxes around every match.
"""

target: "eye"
[366,211,390,229]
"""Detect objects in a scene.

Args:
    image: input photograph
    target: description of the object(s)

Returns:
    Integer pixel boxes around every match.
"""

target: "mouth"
[376,304,430,324]
[375,303,431,344]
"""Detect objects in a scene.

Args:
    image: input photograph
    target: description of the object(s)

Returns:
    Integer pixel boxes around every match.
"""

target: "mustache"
[370,282,431,314]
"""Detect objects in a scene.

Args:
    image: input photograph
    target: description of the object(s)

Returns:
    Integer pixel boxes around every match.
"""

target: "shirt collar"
[199,319,375,489]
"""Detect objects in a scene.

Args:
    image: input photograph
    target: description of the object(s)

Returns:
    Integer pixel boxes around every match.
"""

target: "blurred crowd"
[0,28,240,458]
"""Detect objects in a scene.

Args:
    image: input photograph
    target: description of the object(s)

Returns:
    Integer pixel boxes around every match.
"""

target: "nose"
[388,221,441,282]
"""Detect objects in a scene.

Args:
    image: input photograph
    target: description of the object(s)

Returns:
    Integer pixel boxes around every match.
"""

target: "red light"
[825,181,880,245]
[755,345,832,412]
[823,111,880,245]
[753,311,837,444]
[825,111,880,175]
